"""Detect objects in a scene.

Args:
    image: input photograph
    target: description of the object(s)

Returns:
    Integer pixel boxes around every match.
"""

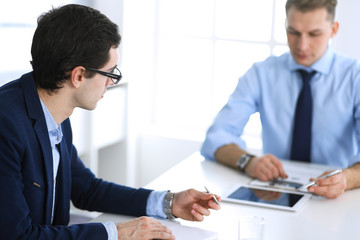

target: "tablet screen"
[223,185,310,211]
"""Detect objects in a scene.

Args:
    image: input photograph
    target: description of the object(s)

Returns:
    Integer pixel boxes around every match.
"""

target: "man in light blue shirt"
[201,0,360,199]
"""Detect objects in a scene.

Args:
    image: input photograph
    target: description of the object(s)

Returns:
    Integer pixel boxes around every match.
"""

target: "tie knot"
[297,69,316,82]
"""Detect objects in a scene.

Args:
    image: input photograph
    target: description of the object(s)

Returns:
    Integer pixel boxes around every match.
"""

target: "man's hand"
[116,216,174,240]
[244,154,288,181]
[308,170,347,199]
[172,188,221,221]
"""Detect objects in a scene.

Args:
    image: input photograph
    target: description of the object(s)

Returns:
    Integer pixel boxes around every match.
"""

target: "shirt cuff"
[146,190,167,219]
[102,221,117,240]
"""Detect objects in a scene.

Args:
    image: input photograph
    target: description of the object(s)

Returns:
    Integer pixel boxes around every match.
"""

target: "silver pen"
[204,186,220,205]
[301,169,343,189]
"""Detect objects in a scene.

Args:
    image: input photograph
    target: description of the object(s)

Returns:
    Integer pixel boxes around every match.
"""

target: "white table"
[93,152,360,240]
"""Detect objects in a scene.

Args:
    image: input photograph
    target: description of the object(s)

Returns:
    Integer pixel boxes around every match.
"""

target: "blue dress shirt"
[40,100,167,240]
[201,47,360,168]
[39,99,62,224]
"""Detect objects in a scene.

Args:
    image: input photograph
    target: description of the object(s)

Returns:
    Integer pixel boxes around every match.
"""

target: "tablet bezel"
[222,184,312,212]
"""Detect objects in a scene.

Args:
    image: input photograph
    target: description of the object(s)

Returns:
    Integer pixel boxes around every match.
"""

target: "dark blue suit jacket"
[0,72,152,239]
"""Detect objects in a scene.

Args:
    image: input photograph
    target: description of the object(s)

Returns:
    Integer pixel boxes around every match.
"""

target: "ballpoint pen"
[204,186,220,205]
[301,169,343,189]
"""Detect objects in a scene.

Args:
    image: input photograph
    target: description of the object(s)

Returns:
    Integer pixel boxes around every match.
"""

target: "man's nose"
[106,78,114,86]
[297,35,309,51]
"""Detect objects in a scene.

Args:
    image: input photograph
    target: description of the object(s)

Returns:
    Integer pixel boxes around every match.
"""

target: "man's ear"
[70,66,86,88]
[330,21,339,38]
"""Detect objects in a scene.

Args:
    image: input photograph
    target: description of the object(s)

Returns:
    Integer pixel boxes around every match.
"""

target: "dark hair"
[285,0,337,21]
[31,4,121,91]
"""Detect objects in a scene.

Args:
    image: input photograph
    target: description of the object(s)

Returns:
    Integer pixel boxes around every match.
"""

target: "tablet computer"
[222,184,311,212]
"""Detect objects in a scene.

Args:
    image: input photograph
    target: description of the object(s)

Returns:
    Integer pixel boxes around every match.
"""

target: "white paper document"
[158,219,218,240]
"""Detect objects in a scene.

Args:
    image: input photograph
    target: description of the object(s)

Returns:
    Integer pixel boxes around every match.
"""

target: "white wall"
[121,0,158,187]
[332,0,360,59]
[138,134,202,185]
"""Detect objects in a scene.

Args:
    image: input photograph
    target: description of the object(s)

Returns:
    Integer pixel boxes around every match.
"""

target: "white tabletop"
[94,152,360,240]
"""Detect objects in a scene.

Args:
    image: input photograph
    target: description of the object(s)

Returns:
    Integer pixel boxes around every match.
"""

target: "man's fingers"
[309,185,343,199]
[252,154,288,181]
[116,217,175,240]
[308,173,347,199]
[270,157,288,178]
[192,203,210,216]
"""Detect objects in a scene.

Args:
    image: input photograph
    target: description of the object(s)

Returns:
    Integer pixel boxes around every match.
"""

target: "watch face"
[240,156,247,163]
[240,157,247,166]
[238,154,253,169]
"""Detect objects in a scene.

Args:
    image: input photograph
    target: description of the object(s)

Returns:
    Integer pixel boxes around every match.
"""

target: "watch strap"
[163,190,176,219]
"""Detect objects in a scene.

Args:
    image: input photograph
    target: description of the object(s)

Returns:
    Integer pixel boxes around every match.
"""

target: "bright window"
[0,0,79,85]
[153,0,289,150]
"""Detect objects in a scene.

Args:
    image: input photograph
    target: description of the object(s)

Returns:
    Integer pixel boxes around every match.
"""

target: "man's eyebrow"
[286,26,298,32]
[309,29,323,34]
[286,26,323,34]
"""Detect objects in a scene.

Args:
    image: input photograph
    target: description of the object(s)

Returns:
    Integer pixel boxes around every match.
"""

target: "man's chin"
[81,104,97,111]
[294,58,312,67]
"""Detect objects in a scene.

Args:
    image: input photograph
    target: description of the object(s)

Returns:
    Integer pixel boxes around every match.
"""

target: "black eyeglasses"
[86,67,122,84]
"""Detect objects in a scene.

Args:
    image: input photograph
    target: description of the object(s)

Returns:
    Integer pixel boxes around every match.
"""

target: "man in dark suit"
[0,4,220,240]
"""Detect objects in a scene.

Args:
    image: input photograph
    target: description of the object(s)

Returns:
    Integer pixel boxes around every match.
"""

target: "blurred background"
[1,0,359,188]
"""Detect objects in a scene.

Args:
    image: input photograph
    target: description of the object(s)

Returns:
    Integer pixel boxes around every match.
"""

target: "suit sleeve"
[70,152,152,216]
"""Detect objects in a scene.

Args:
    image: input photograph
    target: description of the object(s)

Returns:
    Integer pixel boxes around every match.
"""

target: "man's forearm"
[214,144,249,169]
[344,162,360,190]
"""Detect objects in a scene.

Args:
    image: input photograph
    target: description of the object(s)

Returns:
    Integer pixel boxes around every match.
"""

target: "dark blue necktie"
[290,69,316,162]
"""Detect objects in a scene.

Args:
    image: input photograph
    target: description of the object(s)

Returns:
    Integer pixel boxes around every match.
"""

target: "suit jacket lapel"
[20,73,54,224]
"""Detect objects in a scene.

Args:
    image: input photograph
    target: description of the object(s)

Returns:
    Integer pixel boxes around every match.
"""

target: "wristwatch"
[237,153,255,171]
[163,191,177,219]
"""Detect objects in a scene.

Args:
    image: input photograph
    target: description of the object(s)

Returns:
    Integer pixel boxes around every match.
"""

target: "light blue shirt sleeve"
[201,48,360,168]
[146,190,167,219]
[200,68,258,160]
[102,222,117,240]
